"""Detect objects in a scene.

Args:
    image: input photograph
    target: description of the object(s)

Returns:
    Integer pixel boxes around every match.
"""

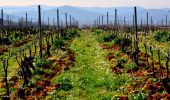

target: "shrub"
[130,92,148,100]
[125,62,137,70]
[58,77,73,91]
[116,58,128,68]
[10,31,23,42]
[0,36,11,45]
[103,34,116,42]
[32,67,44,75]
[97,34,116,43]
[92,28,103,35]
[154,31,170,42]
[64,28,79,40]
[35,58,52,68]
[53,37,65,49]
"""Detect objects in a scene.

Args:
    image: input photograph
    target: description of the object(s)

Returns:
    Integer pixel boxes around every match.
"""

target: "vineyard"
[0,5,170,99]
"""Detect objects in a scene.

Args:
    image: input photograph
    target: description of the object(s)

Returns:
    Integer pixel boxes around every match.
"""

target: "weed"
[125,62,137,70]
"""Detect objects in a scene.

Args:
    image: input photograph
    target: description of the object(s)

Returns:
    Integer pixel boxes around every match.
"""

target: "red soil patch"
[0,47,8,55]
[111,66,122,75]
[102,44,121,51]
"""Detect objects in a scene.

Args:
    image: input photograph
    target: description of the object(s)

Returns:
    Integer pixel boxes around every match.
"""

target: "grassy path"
[50,30,132,99]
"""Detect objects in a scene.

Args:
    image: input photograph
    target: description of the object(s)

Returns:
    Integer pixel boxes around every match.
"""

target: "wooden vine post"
[45,33,51,57]
[124,17,126,26]
[76,20,78,28]
[146,12,149,35]
[1,9,3,28]
[96,18,98,27]
[65,13,68,28]
[133,15,134,27]
[134,7,139,65]
[48,17,49,27]
[3,58,10,98]
[144,43,149,66]
[53,18,55,27]
[102,14,104,26]
[34,41,37,57]
[99,16,101,26]
[141,18,143,27]
[94,20,96,27]
[107,12,109,25]
[1,9,4,46]
[114,9,117,35]
[26,12,27,26]
[166,15,168,27]
[151,16,153,32]
[157,49,162,80]
[149,45,155,77]
[38,5,42,58]
[56,9,60,37]
[70,15,72,27]
[166,53,169,78]
[161,18,163,27]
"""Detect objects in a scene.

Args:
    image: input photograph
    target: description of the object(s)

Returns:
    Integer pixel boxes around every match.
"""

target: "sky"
[0,0,169,8]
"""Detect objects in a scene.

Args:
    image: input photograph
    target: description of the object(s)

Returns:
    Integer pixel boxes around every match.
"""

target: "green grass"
[49,30,133,99]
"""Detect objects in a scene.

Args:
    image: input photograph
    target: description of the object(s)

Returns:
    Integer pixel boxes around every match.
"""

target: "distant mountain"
[0,5,170,26]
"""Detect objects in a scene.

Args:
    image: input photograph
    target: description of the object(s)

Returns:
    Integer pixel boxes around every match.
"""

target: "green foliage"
[91,28,103,35]
[116,57,128,67]
[31,75,41,85]
[32,67,44,75]
[49,31,134,99]
[114,37,132,47]
[103,34,116,42]
[0,36,11,45]
[130,92,148,100]
[64,28,79,39]
[58,77,73,91]
[154,31,170,42]
[35,57,52,68]
[10,31,23,42]
[111,74,133,92]
[125,62,137,70]
[53,36,65,49]
[44,69,53,74]
[96,33,116,43]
